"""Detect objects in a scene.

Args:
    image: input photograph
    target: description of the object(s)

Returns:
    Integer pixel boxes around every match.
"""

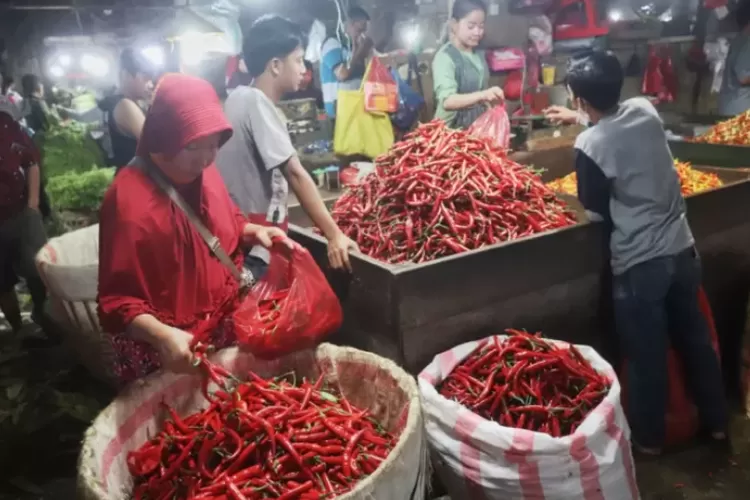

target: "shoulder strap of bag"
[128,157,250,288]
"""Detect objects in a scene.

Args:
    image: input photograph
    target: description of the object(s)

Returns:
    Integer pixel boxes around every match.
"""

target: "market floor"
[2,319,750,499]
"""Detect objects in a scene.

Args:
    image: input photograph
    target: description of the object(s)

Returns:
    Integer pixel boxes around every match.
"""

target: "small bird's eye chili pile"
[673,161,723,195]
[330,120,577,264]
[127,364,397,500]
[692,110,750,145]
[547,160,723,197]
[438,330,611,437]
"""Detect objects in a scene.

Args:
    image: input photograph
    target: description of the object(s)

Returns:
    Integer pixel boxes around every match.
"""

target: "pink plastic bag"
[468,104,511,149]
[233,247,343,359]
[364,57,399,113]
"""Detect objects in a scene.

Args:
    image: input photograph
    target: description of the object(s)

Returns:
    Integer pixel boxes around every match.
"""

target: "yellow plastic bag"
[334,62,394,158]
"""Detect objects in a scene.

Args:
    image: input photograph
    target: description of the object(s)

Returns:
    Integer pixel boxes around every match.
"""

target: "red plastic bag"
[503,70,523,101]
[233,247,343,359]
[620,287,720,447]
[364,57,398,114]
[642,46,664,97]
[468,104,511,149]
[659,48,678,103]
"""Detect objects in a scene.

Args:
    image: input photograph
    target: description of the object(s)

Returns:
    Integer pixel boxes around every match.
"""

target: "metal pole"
[2,4,186,10]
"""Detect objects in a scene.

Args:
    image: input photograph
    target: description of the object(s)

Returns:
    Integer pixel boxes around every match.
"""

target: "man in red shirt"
[0,96,48,333]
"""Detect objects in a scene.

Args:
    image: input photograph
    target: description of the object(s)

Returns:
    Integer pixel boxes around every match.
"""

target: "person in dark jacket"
[98,48,155,169]
[0,97,48,333]
[21,74,51,134]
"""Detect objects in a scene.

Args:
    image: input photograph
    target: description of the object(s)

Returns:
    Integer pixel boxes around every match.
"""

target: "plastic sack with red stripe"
[233,246,343,359]
[419,335,639,500]
[468,104,511,150]
[364,57,399,114]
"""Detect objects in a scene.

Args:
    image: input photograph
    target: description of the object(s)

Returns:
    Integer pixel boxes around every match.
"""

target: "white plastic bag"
[419,335,640,500]
[529,16,553,56]
[705,38,729,94]
[305,19,327,64]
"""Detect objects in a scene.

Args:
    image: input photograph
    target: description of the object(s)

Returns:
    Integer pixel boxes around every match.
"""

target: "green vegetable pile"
[46,168,115,213]
[38,121,105,178]
[35,121,113,234]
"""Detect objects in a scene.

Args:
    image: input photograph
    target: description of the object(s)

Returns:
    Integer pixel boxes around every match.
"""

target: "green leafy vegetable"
[37,121,105,178]
[46,168,115,212]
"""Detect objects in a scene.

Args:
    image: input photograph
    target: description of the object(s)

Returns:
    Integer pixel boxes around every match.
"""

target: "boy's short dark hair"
[565,49,623,112]
[120,47,154,78]
[347,6,371,22]
[737,0,750,30]
[243,15,305,78]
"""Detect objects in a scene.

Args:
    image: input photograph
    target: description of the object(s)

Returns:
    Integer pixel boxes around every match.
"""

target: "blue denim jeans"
[613,247,728,448]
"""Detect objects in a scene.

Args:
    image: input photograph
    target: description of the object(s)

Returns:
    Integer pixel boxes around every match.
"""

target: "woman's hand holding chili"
[156,326,196,374]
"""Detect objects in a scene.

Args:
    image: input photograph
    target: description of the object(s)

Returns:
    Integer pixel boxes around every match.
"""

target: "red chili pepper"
[128,369,399,498]
[325,120,576,264]
[438,329,610,438]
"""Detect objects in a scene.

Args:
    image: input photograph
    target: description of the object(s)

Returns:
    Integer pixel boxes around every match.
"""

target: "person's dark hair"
[565,49,623,112]
[737,0,750,30]
[120,47,155,78]
[451,0,487,20]
[243,15,305,78]
[21,73,41,97]
[347,6,371,22]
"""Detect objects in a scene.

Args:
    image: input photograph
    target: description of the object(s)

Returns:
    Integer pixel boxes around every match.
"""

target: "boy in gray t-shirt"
[216,15,357,275]
[545,50,728,454]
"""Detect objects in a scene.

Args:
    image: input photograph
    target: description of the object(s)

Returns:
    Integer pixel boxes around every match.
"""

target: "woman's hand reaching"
[480,86,505,104]
[243,224,299,251]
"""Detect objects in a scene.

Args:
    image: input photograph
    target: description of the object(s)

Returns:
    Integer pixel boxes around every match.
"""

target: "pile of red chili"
[127,365,397,499]
[331,120,577,264]
[438,330,611,436]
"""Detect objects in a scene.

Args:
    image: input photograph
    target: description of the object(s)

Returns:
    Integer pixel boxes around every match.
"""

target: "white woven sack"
[419,335,640,500]
[78,344,428,500]
[35,224,117,385]
[36,224,100,302]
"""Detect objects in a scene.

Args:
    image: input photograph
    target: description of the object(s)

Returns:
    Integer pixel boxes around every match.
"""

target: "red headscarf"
[98,73,247,338]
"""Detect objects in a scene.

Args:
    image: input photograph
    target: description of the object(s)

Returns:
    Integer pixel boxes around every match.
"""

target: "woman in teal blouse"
[432,0,504,129]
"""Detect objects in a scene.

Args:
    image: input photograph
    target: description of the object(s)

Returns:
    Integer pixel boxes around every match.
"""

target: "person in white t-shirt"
[216,15,358,276]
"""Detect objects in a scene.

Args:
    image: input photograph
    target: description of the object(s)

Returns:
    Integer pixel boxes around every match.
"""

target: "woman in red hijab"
[98,74,292,386]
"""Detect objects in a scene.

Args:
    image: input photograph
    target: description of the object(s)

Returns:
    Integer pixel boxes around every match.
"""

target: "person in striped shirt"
[319,6,373,119]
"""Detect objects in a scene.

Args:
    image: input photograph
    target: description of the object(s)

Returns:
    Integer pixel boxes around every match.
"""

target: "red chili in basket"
[127,356,399,500]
